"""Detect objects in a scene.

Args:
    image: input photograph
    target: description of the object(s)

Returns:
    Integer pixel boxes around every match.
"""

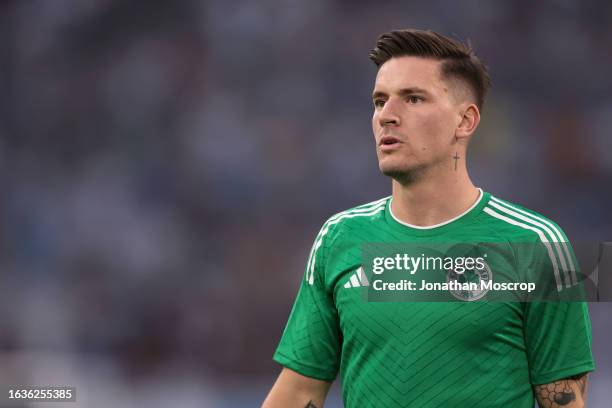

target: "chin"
[379,157,410,175]
[379,161,425,184]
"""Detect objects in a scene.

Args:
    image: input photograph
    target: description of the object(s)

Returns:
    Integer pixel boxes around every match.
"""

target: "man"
[262,29,594,407]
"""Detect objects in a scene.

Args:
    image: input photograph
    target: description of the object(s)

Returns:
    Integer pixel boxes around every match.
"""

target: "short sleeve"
[522,237,595,385]
[523,301,595,385]
[273,225,341,381]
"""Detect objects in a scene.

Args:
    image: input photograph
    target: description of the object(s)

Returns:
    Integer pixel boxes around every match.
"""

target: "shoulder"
[306,196,389,285]
[479,194,577,290]
[479,194,570,243]
[319,196,390,238]
[311,196,390,254]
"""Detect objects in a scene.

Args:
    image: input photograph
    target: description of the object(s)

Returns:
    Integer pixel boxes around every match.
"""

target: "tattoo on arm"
[534,373,589,407]
[304,400,318,408]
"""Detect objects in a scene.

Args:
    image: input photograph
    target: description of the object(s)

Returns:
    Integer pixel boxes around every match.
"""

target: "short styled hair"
[370,29,491,110]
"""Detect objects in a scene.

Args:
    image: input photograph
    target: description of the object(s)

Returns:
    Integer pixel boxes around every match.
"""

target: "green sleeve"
[524,301,595,385]
[522,237,595,385]
[273,226,341,382]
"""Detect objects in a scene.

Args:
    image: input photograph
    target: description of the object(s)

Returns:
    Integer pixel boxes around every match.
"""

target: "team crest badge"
[446,260,492,301]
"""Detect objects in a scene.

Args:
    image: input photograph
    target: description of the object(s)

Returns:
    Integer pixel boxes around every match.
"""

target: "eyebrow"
[372,87,430,99]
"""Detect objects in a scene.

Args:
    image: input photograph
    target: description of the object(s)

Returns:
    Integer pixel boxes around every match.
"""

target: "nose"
[378,99,400,127]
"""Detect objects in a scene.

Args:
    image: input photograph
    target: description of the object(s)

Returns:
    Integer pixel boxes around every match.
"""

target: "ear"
[455,104,480,140]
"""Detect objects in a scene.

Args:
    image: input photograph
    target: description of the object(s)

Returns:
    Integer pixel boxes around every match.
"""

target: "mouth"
[379,136,401,151]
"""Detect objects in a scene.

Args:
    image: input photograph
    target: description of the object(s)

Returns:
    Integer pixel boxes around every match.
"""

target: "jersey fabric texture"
[273,190,595,407]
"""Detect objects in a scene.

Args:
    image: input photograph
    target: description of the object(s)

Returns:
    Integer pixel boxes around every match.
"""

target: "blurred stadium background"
[0,0,611,407]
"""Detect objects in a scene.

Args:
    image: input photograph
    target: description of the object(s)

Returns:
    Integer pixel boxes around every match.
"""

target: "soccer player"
[262,29,594,408]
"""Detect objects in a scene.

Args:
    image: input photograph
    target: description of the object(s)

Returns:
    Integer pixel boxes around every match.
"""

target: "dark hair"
[370,29,491,110]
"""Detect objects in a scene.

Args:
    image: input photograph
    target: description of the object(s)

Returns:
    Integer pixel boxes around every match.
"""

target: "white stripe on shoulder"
[306,196,391,276]
[305,199,388,279]
[488,200,572,286]
[328,196,390,222]
[305,198,389,281]
[483,206,564,291]
[307,203,387,285]
[490,196,577,285]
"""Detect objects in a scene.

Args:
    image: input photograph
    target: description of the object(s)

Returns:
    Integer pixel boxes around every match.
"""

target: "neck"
[390,165,479,227]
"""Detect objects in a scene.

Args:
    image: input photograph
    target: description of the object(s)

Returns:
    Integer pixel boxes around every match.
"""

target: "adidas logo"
[343,266,370,288]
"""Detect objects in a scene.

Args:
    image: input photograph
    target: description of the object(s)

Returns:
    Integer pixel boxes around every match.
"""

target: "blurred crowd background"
[0,0,611,407]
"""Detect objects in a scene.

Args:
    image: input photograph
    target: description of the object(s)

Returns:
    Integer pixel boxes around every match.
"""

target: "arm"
[521,234,595,408]
[534,373,589,408]
[262,367,332,408]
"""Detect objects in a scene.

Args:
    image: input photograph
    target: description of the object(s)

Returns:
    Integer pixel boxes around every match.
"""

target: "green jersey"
[273,190,594,407]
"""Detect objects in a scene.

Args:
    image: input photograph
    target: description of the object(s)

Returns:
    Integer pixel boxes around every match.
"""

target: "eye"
[407,95,424,104]
[373,99,385,108]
